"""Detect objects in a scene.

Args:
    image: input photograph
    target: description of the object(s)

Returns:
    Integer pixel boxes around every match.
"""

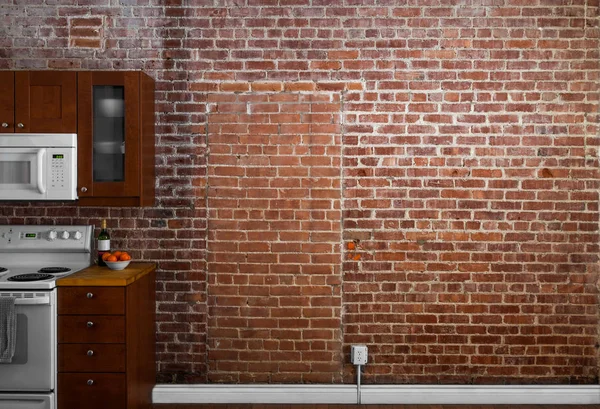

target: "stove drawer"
[58,315,125,343]
[59,343,126,372]
[58,373,126,409]
[58,286,125,315]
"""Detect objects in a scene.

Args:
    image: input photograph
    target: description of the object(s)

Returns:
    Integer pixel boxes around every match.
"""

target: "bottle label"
[98,240,110,251]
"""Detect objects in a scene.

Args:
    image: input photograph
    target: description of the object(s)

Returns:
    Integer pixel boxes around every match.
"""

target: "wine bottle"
[97,219,111,266]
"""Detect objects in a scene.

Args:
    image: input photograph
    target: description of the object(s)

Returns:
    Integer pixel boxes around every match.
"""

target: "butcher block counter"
[57,262,155,287]
[56,262,156,409]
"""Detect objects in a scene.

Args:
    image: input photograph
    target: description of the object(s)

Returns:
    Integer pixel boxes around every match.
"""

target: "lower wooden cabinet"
[58,373,127,409]
[57,264,155,409]
[58,344,126,372]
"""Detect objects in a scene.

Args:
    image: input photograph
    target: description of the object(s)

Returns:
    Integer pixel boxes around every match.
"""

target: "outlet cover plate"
[351,345,368,365]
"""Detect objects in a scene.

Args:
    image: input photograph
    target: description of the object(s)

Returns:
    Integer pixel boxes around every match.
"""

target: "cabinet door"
[14,71,77,133]
[0,72,14,133]
[58,373,126,409]
[77,72,140,200]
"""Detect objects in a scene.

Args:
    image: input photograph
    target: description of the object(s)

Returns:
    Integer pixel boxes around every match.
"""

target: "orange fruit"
[107,255,118,262]
[101,252,112,261]
[347,242,356,250]
[119,253,131,261]
[112,251,122,257]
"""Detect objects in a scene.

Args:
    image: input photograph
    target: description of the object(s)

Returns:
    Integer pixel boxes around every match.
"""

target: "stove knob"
[47,231,57,241]
[60,231,70,240]
[73,231,83,240]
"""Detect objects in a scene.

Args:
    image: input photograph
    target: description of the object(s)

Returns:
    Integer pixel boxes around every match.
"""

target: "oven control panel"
[0,225,93,252]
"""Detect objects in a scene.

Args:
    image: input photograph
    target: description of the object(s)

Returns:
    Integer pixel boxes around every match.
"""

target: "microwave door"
[0,148,47,200]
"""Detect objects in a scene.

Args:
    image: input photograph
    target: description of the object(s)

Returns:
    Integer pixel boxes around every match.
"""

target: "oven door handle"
[13,297,50,305]
[36,148,47,195]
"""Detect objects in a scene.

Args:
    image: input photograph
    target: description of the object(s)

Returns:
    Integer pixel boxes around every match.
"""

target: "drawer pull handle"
[86,292,94,299]
[86,321,94,328]
[87,350,94,356]
[87,379,94,386]
[17,123,24,129]
[1,123,8,128]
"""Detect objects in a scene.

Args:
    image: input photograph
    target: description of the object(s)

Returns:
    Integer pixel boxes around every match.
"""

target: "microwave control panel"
[45,146,76,200]
[50,153,67,189]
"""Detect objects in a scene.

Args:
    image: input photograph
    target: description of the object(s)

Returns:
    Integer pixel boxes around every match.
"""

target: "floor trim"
[153,384,600,404]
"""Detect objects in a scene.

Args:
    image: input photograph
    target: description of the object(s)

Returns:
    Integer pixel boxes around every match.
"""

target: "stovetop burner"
[38,267,71,274]
[8,273,54,282]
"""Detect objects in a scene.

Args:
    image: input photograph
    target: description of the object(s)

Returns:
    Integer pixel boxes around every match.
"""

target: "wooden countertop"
[57,262,156,287]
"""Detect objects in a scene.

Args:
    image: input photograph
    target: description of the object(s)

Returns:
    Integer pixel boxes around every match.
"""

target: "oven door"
[0,148,47,200]
[0,292,55,392]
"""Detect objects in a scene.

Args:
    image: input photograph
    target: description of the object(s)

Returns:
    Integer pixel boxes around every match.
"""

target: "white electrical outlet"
[351,345,368,365]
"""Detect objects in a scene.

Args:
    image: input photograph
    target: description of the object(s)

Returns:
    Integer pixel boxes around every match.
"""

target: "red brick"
[7,1,599,385]
[69,38,101,48]
[69,17,103,27]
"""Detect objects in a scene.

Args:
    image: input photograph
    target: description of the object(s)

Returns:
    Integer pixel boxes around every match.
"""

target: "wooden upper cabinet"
[0,70,155,207]
[77,71,155,207]
[14,71,77,133]
[0,72,15,133]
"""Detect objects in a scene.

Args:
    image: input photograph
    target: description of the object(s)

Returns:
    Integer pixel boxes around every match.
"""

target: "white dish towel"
[0,297,16,363]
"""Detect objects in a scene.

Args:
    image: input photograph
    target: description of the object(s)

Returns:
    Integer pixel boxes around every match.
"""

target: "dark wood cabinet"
[57,264,156,409]
[0,71,77,133]
[58,373,127,409]
[0,72,14,133]
[0,70,155,206]
[77,71,155,207]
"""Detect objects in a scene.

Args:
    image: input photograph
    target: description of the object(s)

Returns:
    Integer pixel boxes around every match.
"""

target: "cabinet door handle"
[1,123,7,128]
[81,187,88,193]
[86,321,94,328]
[87,350,94,356]
[87,379,94,386]
[17,123,24,128]
[86,292,94,299]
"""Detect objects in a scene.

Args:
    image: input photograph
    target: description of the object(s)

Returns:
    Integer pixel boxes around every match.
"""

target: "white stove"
[0,225,93,409]
[0,225,93,290]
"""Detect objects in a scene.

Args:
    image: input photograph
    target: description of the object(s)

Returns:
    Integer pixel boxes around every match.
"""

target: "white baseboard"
[152,384,356,404]
[153,384,600,405]
[361,385,600,404]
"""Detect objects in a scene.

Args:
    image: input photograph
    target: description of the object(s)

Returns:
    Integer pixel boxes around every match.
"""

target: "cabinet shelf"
[93,142,124,155]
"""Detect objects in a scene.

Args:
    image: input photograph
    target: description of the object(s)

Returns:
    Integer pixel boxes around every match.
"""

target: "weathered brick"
[3,0,599,386]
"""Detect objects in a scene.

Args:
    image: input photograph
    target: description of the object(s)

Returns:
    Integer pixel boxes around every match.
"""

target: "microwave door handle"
[36,148,46,194]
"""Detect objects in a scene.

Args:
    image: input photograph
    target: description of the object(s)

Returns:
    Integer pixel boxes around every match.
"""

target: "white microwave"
[0,134,77,201]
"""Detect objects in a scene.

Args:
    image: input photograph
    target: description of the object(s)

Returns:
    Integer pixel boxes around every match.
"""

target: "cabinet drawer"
[58,286,125,315]
[58,315,125,343]
[58,373,126,409]
[58,343,126,372]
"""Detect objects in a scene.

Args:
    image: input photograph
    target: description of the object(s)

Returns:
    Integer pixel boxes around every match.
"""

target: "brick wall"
[2,0,599,384]
[207,91,343,382]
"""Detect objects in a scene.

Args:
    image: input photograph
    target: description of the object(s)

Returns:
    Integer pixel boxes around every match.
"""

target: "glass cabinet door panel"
[93,85,125,182]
